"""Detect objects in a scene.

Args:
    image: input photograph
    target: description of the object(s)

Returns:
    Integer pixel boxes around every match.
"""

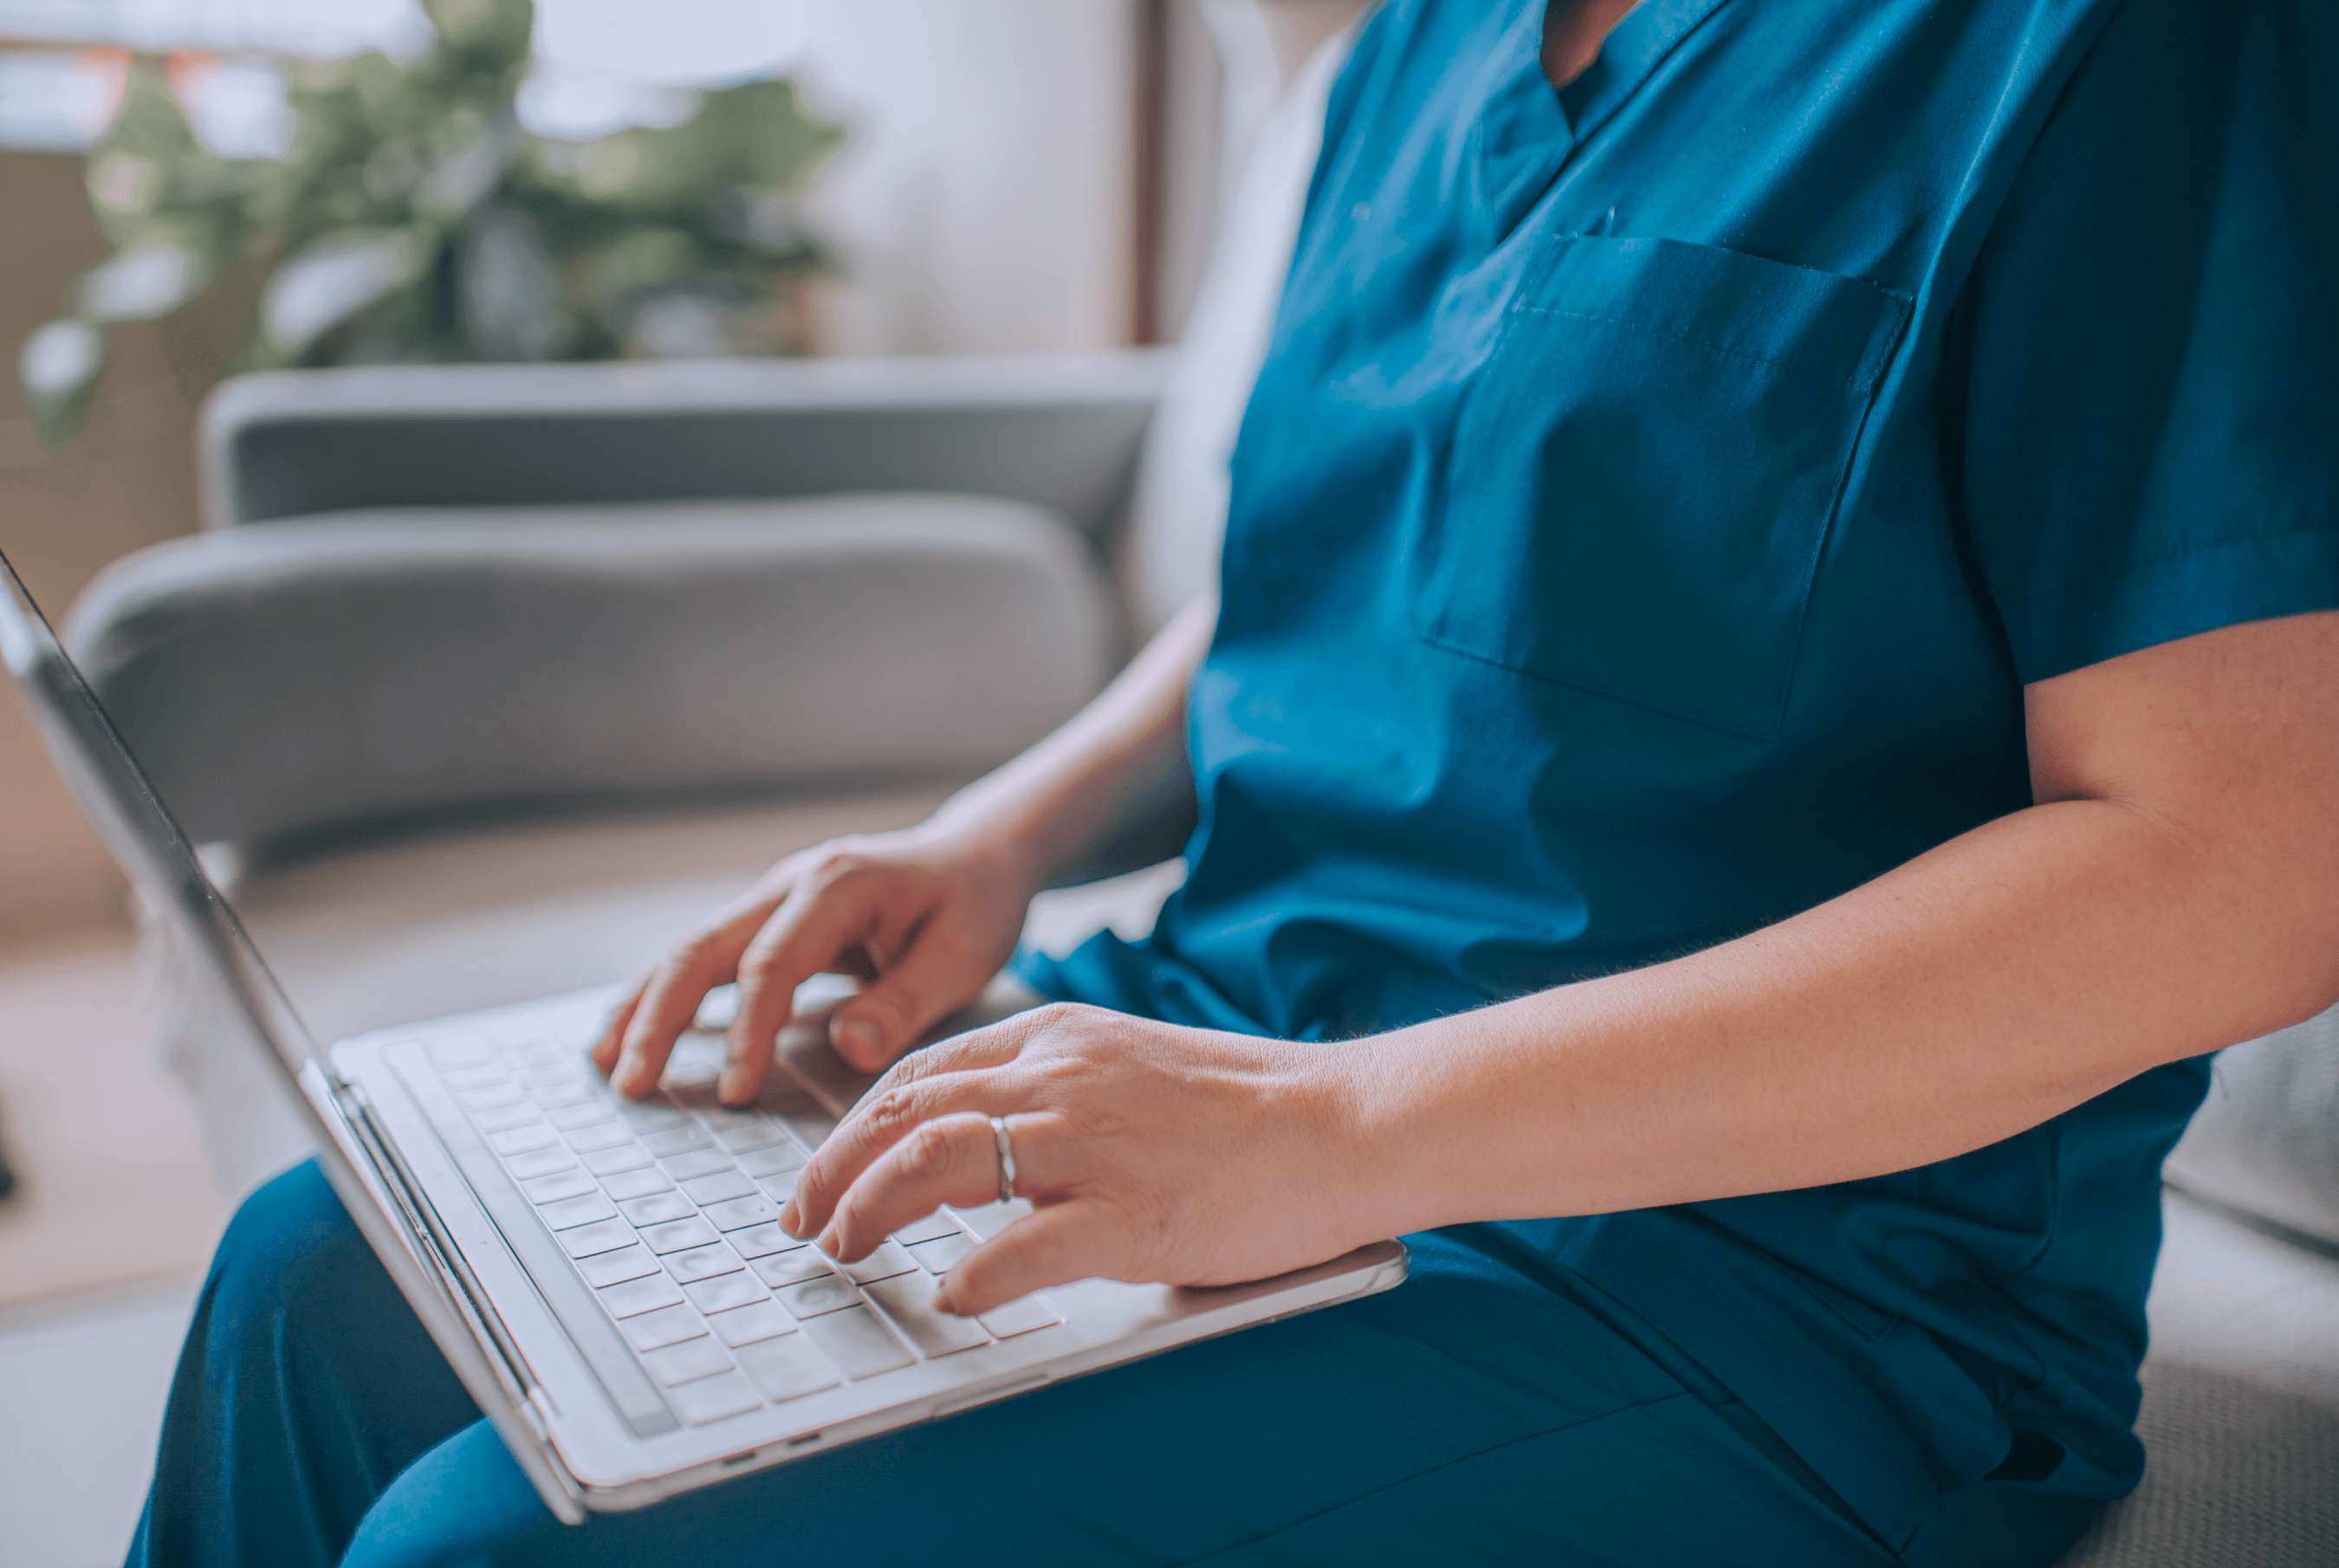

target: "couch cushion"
[2164,1006,2339,1250]
[2056,1189,2339,1566]
[68,492,1113,850]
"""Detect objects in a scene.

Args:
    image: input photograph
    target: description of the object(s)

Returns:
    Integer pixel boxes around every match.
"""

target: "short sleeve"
[1953,0,2339,684]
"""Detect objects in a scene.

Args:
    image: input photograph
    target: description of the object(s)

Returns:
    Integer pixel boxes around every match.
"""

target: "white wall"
[793,0,1139,355]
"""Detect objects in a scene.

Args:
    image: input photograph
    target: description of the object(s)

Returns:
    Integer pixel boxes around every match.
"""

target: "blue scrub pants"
[123,1162,1931,1568]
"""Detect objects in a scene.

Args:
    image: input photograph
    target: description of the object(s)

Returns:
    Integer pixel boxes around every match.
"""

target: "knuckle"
[806,846,871,888]
[897,1122,956,1185]
[673,927,726,964]
[862,1085,922,1142]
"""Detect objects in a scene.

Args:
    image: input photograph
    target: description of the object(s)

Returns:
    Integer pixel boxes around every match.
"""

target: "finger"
[933,1201,1131,1318]
[781,1048,1025,1238]
[720,877,914,1104]
[592,980,648,1072]
[611,904,770,1098]
[825,923,999,1071]
[814,1110,1014,1260]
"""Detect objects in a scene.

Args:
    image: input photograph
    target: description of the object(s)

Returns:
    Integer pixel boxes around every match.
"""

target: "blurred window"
[0,0,428,56]
[0,0,808,152]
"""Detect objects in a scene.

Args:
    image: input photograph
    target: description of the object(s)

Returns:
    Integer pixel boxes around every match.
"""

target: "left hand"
[778,1001,1384,1317]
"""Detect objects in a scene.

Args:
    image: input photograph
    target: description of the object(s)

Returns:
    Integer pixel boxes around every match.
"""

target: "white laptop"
[0,548,1408,1521]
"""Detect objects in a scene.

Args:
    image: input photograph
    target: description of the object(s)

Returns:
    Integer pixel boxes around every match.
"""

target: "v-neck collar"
[1473,0,1733,242]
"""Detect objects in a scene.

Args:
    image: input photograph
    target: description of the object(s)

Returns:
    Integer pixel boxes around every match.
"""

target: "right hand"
[592,821,1043,1105]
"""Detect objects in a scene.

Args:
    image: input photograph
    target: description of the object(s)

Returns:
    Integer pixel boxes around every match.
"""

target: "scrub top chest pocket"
[1411,235,1911,739]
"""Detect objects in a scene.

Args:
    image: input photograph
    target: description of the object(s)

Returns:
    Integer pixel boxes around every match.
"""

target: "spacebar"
[391,1050,679,1437]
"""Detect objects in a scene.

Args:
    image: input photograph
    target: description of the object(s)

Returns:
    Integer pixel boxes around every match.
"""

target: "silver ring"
[990,1115,1017,1204]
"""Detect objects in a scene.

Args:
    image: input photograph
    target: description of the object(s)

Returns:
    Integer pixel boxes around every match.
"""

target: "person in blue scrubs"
[132,1,2339,1565]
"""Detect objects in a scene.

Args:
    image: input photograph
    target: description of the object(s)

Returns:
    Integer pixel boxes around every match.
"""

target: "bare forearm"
[1347,616,2339,1234]
[930,593,1215,886]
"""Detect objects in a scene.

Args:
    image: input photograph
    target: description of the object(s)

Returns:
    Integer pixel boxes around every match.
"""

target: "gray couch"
[65,26,2339,1564]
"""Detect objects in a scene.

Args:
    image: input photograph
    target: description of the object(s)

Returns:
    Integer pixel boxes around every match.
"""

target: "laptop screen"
[0,548,324,1088]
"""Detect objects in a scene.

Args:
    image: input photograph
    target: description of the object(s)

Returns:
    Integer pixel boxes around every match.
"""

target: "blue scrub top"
[1025,0,2339,1547]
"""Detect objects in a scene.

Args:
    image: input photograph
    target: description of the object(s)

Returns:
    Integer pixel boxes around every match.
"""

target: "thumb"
[827,934,994,1071]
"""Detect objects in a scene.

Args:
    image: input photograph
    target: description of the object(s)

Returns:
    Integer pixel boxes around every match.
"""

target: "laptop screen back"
[0,548,323,1089]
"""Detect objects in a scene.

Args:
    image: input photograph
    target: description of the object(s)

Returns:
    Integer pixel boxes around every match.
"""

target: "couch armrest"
[199,350,1170,534]
[66,493,1114,850]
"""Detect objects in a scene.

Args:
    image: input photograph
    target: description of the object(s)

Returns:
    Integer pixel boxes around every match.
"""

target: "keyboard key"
[503,1146,577,1180]
[599,1167,674,1202]
[907,1232,974,1274]
[641,1216,720,1254]
[735,1335,839,1403]
[977,1293,1065,1339]
[617,1193,695,1228]
[749,1251,833,1289]
[574,1245,661,1287]
[616,1103,690,1132]
[755,1172,799,1204]
[684,1273,769,1315]
[444,1065,509,1091]
[457,1085,528,1115]
[545,1101,619,1131]
[893,1211,964,1246]
[670,1370,764,1425]
[708,1119,784,1154]
[519,1170,598,1205]
[834,1241,917,1284]
[489,1124,562,1157]
[642,1125,711,1157]
[619,1304,708,1352]
[949,1201,1030,1240]
[726,1223,797,1260]
[864,1273,988,1357]
[709,1300,794,1348]
[532,1082,601,1109]
[738,1144,807,1178]
[538,1193,618,1230]
[778,1275,860,1319]
[664,1243,744,1284]
[558,1219,636,1259]
[680,1170,757,1207]
[702,1195,781,1233]
[661,1149,733,1182]
[428,1037,496,1067]
[564,1122,635,1153]
[800,1306,915,1379]
[580,1144,654,1176]
[645,1337,735,1387]
[471,1105,543,1133]
[596,1273,685,1319]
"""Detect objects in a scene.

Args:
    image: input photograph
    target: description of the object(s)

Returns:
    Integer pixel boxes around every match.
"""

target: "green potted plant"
[16,0,842,449]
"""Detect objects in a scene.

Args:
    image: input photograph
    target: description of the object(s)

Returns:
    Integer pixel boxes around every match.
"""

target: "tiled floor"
[0,1275,197,1568]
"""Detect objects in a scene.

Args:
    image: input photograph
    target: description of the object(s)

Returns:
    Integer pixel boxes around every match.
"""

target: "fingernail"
[931,1287,958,1316]
[836,1017,879,1058]
[777,1201,801,1237]
[716,1068,743,1103]
[815,1228,839,1257]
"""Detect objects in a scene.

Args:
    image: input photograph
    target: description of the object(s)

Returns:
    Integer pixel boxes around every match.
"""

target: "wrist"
[1293,1028,1436,1245]
[914,787,1054,900]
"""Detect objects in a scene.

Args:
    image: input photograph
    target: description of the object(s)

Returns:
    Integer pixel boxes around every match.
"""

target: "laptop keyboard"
[424,1028,1062,1428]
